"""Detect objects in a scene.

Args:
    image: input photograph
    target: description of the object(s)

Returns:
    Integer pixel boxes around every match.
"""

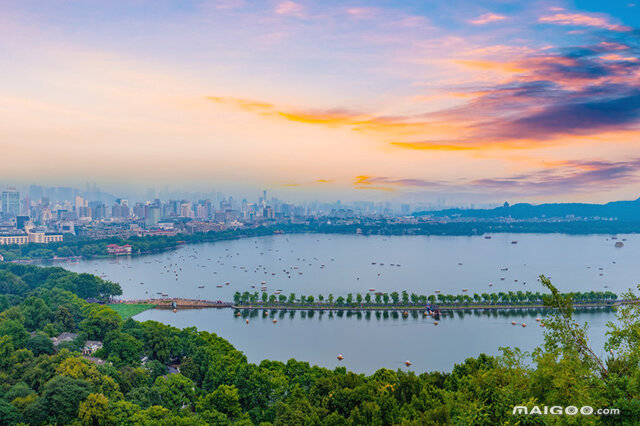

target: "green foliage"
[27,332,55,356]
[0,264,639,425]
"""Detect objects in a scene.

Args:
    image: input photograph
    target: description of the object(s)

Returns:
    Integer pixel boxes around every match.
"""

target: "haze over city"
[2,0,639,204]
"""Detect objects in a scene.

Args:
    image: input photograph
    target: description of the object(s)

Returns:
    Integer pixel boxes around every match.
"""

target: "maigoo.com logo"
[512,406,620,416]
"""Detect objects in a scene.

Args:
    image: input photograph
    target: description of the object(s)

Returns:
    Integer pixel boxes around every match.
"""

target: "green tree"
[153,374,196,410]
[196,384,242,419]
[79,306,123,340]
[0,319,29,348]
[104,330,144,366]
[41,375,92,424]
[27,331,55,356]
[78,393,114,425]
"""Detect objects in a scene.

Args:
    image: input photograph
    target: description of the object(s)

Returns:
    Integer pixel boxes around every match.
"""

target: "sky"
[1,0,639,204]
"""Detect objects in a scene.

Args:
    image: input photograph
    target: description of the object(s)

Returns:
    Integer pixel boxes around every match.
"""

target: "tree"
[0,400,19,425]
[104,330,143,366]
[41,375,91,424]
[153,374,196,410]
[539,275,608,377]
[79,306,122,341]
[196,384,242,419]
[20,297,53,331]
[27,331,55,356]
[78,393,114,425]
[0,319,29,348]
[390,292,400,304]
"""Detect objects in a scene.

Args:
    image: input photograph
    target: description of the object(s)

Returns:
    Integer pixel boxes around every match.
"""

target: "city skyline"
[1,0,640,203]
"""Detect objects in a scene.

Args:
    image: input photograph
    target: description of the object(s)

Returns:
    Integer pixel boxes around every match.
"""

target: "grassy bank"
[108,303,156,319]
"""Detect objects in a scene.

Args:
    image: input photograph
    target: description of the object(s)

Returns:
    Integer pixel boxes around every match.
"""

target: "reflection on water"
[136,306,616,374]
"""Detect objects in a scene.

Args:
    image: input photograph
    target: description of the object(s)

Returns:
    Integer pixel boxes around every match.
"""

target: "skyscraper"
[1,188,20,218]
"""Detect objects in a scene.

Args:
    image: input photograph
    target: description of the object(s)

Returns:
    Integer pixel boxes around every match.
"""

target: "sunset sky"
[1,0,639,203]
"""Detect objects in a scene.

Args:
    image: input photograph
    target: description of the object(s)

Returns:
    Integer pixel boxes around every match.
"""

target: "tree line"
[233,289,619,307]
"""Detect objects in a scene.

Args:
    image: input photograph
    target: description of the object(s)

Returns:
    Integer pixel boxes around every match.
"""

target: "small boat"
[337,354,344,361]
[272,319,278,323]
[462,288,468,292]
[246,319,249,324]
[435,290,441,294]
[433,321,439,325]
[522,323,527,328]
[369,288,375,292]
[404,360,412,366]
[511,241,518,244]
[484,235,492,239]
[535,317,541,322]
[198,285,205,288]
[615,242,624,248]
[511,321,516,325]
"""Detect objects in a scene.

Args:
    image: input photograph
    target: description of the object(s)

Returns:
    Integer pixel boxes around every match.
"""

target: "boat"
[404,360,412,366]
[462,288,468,292]
[435,290,441,294]
[511,241,518,244]
[484,235,492,239]
[511,321,516,325]
[198,285,205,288]
[369,288,375,292]
[337,354,344,361]
[615,242,624,248]
[522,323,527,328]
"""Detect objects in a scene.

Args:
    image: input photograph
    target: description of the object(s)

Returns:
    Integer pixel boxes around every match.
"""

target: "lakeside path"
[230,302,618,312]
[113,299,625,312]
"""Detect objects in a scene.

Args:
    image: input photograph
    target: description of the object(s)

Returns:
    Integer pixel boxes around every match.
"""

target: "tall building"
[1,188,20,218]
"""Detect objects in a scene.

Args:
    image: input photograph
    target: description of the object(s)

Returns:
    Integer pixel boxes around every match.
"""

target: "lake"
[63,233,636,372]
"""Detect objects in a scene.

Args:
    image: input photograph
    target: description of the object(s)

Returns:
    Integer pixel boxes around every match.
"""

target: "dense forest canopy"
[0,266,638,424]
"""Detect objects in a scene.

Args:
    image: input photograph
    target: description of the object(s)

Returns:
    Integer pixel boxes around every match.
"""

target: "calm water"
[135,307,614,374]
[62,233,636,372]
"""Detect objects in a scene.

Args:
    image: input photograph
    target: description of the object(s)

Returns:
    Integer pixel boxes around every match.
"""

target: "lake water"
[62,233,637,373]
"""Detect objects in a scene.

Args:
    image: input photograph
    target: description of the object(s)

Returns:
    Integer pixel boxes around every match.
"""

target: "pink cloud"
[275,1,304,18]
[538,13,631,32]
[469,13,507,25]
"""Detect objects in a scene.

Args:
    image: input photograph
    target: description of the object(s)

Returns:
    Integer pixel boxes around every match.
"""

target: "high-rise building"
[1,188,20,218]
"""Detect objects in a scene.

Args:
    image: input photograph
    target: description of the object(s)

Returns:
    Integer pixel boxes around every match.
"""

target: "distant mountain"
[413,198,640,221]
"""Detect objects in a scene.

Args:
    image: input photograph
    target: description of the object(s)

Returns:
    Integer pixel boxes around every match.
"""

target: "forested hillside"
[0,266,638,424]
